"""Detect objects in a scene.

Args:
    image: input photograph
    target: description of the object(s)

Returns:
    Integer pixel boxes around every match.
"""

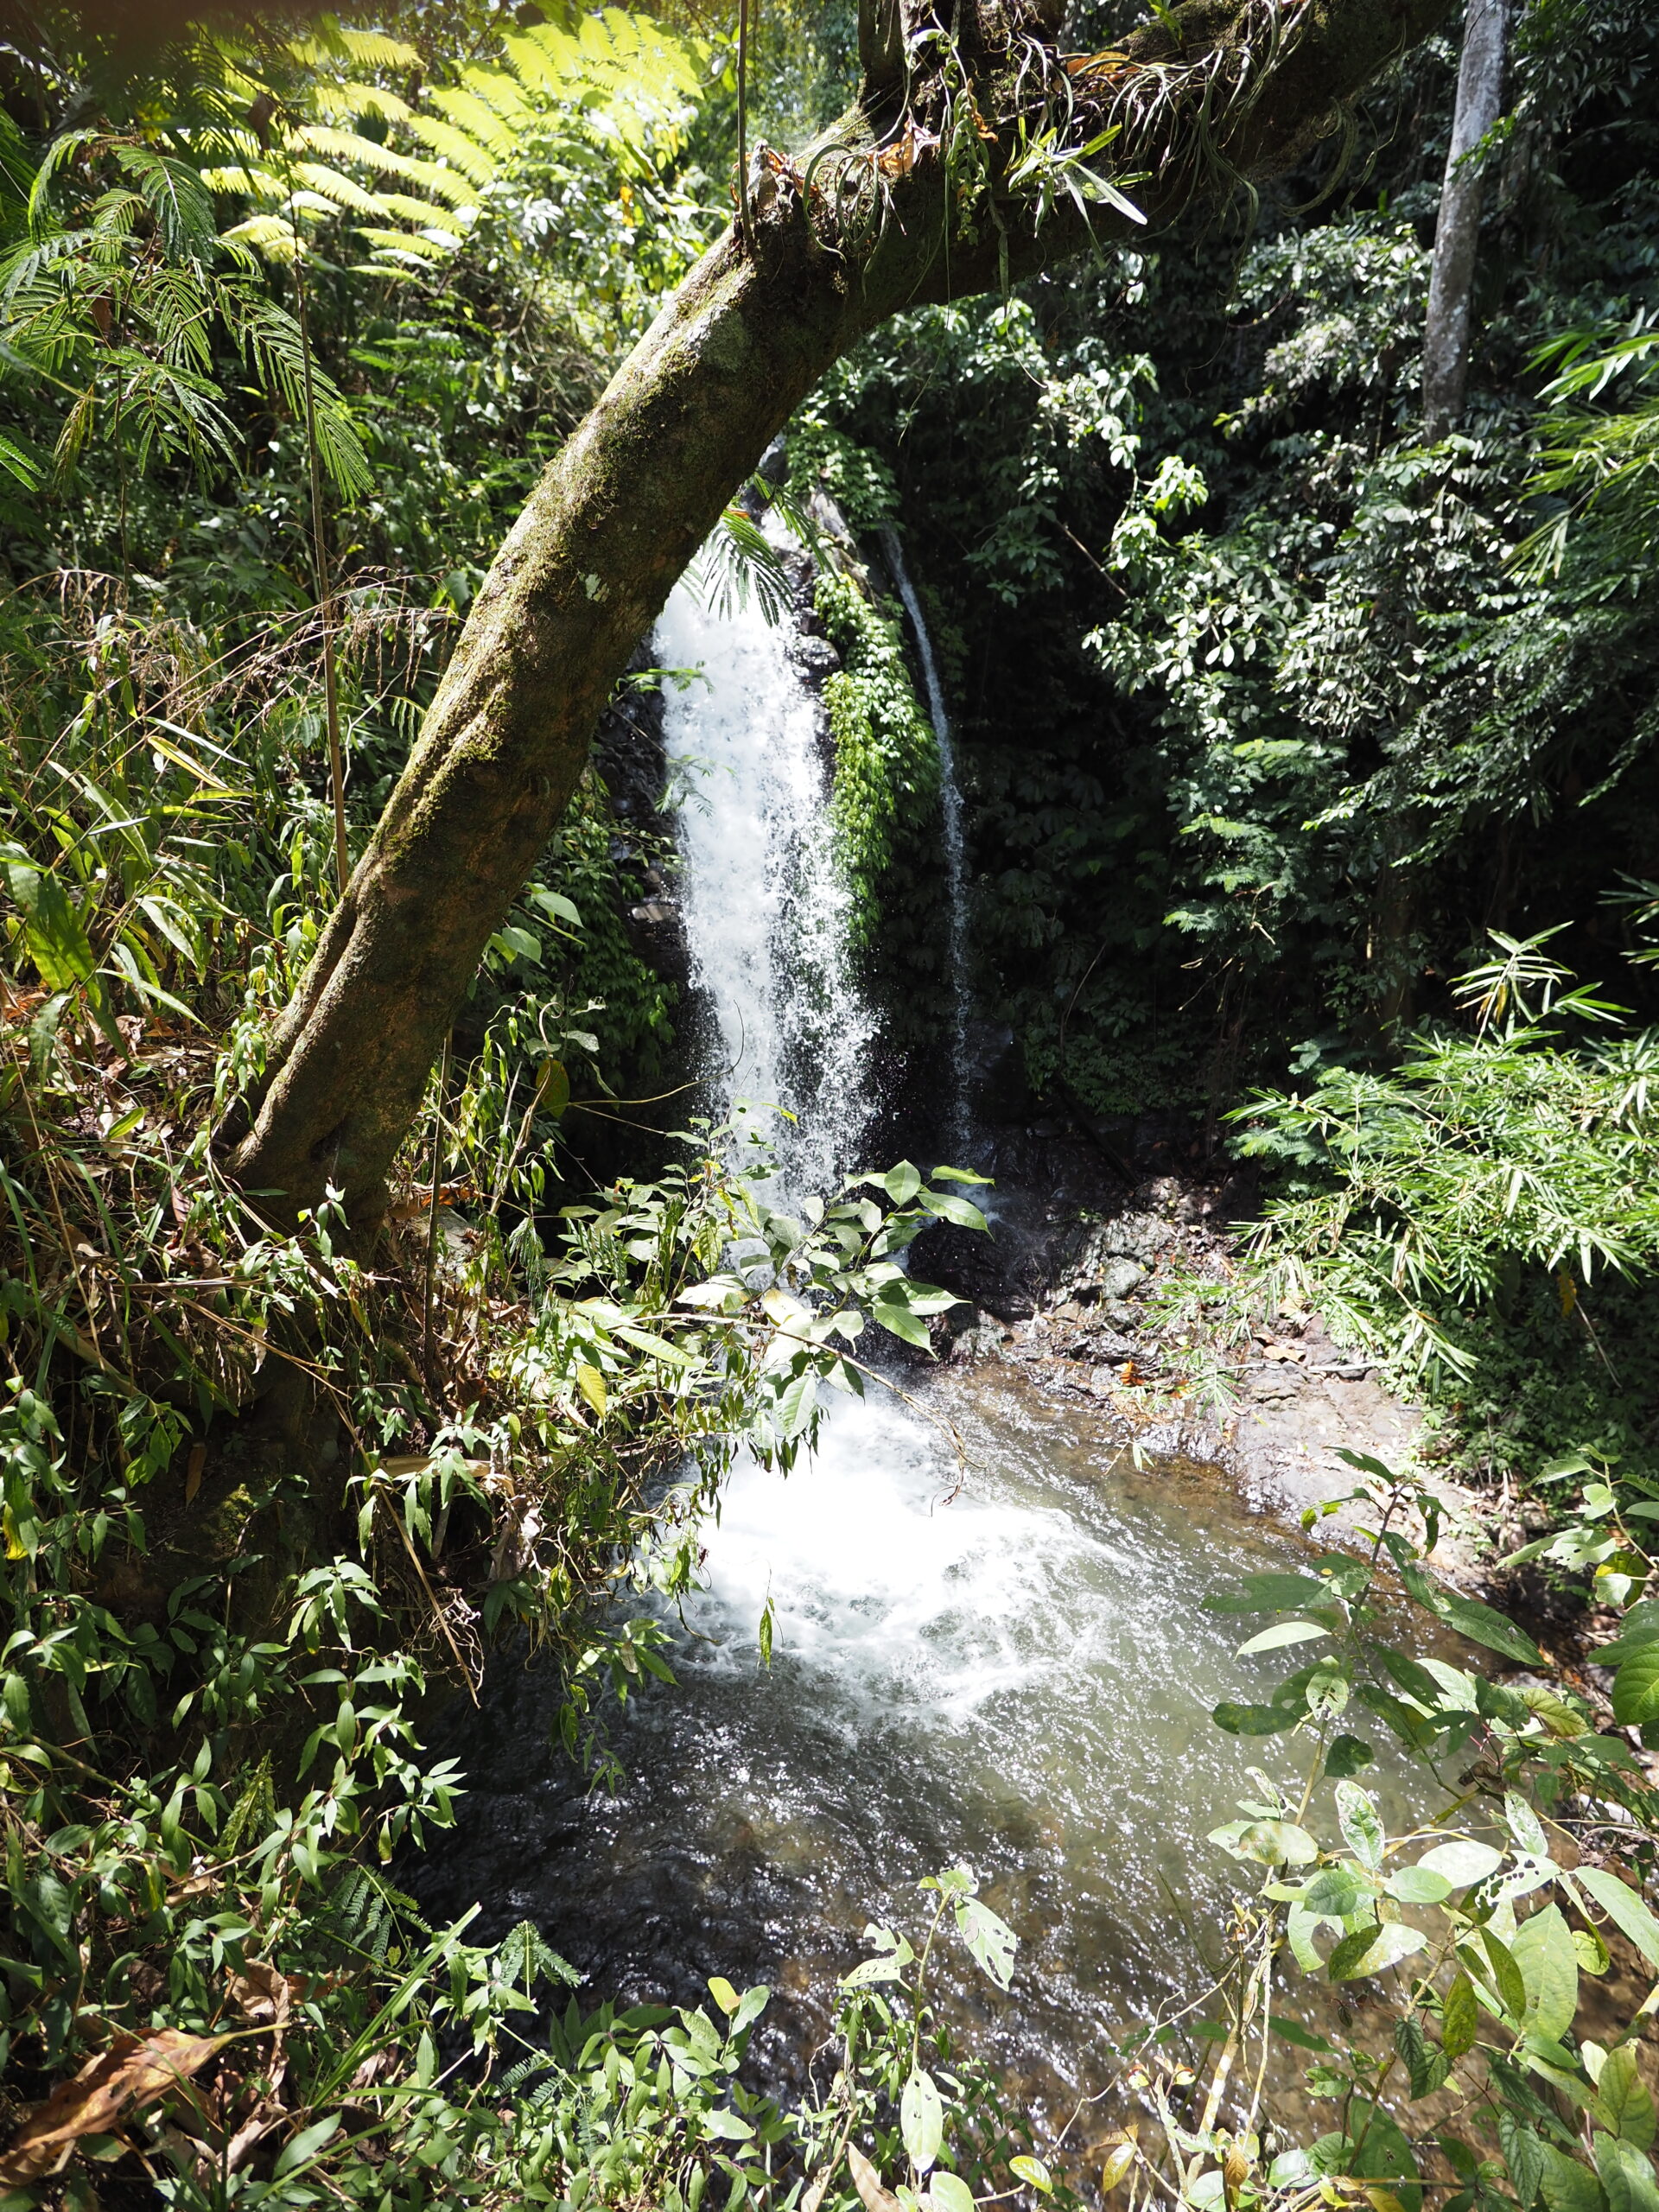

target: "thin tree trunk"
[231,0,1453,1226]
[1422,0,1509,441]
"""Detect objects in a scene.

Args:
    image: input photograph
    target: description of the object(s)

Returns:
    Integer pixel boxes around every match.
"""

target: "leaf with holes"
[901,2069,943,2174]
[954,1892,1016,1990]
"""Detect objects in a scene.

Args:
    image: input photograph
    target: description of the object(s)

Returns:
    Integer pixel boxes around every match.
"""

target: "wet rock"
[963,1022,1032,1126]
[789,632,841,686]
[1247,1368,1302,1402]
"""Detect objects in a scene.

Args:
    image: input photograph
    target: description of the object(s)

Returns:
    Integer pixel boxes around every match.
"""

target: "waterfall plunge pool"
[414,1362,1432,2128]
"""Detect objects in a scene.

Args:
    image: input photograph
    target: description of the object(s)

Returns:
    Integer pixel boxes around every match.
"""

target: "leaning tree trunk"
[1421,0,1509,440]
[232,0,1452,1227]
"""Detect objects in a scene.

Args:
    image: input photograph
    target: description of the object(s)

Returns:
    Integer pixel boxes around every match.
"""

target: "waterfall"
[880,526,971,1158]
[654,531,876,1205]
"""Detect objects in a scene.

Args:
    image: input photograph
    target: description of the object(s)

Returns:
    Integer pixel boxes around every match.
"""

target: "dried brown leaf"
[847,2142,902,2212]
[0,2028,226,2185]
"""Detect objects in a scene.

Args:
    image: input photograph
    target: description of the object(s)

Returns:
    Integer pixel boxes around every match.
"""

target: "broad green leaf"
[776,1368,818,1437]
[1578,1867,1659,1970]
[1303,1864,1373,1918]
[930,2177,977,2212]
[2,853,95,988]
[1008,2158,1052,2196]
[901,2068,943,2174]
[575,1363,607,1416]
[274,2113,343,2177]
[1214,1818,1318,1866]
[1236,1620,1331,1656]
[1611,1645,1659,1727]
[871,1297,932,1349]
[1325,1733,1376,1778]
[882,1160,923,1205]
[1340,2101,1421,2212]
[708,1975,739,2014]
[1538,2143,1607,2212]
[1399,1561,1544,1665]
[529,887,582,928]
[703,2107,755,2142]
[1573,1926,1611,1976]
[1328,1920,1427,1980]
[1518,1684,1590,1738]
[1441,1972,1479,2061]
[613,1325,697,1367]
[1592,2045,1656,2150]
[1211,1699,1297,1737]
[1500,2114,1547,2209]
[1268,2018,1333,2051]
[918,1190,988,1230]
[1418,1839,1503,1888]
[1592,1603,1659,1666]
[1287,1903,1326,1972]
[1386,1865,1452,1905]
[537,1057,571,1121]
[842,1954,907,1988]
[1505,1792,1551,1859]
[1395,2016,1450,2101]
[1335,1780,1384,1869]
[1469,1929,1528,2021]
[1511,1905,1579,2042]
[1596,2131,1659,2212]
[1204,1573,1329,1615]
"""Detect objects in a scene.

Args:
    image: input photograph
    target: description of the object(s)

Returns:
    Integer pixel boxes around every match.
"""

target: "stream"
[419,526,1431,2125]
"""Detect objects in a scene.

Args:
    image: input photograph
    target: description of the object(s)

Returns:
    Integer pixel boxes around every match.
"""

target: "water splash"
[654,533,875,1206]
[882,526,971,1159]
[419,1370,1427,2115]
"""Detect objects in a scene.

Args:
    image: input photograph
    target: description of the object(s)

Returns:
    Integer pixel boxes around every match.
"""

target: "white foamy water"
[656,536,875,1204]
[693,1390,1118,1723]
[427,1371,1428,2113]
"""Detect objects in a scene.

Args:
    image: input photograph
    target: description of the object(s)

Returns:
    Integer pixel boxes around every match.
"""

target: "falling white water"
[425,517,1443,2126]
[882,526,972,1157]
[655,531,876,1205]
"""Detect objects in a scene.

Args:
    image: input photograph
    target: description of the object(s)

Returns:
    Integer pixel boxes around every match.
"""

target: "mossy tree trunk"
[231,0,1449,1224]
[1422,0,1510,441]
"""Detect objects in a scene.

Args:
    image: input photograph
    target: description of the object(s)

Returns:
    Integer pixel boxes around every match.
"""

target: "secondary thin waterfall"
[881,525,972,1157]
[653,534,876,1204]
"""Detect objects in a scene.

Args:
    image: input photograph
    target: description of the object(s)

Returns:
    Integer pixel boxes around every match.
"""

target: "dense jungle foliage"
[4,0,1659,2209]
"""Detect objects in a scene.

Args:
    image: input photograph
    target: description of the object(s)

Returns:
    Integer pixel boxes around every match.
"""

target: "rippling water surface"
[416,1364,1423,2111]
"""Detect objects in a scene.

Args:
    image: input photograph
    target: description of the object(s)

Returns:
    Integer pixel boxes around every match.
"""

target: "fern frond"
[374,194,474,237]
[293,126,480,210]
[426,86,531,159]
[288,25,421,72]
[219,213,299,261]
[311,81,415,125]
[354,226,454,262]
[399,113,498,187]
[112,145,219,261]
[290,162,394,218]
